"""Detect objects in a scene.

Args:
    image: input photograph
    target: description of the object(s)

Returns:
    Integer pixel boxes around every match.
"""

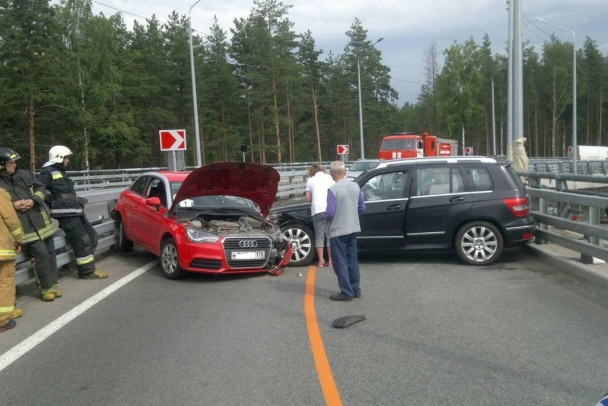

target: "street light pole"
[357,37,384,160]
[189,0,202,167]
[491,69,500,156]
[537,18,577,174]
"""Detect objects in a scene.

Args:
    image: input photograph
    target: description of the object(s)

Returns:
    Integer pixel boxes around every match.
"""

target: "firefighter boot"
[11,308,23,319]
[50,284,63,298]
[41,290,55,302]
[80,270,108,280]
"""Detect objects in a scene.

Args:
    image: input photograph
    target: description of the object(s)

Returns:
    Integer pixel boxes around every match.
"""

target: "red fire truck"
[378,132,458,160]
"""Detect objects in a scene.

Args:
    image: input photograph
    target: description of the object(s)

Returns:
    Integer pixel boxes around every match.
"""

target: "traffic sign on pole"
[337,144,349,155]
[465,146,474,155]
[159,129,187,151]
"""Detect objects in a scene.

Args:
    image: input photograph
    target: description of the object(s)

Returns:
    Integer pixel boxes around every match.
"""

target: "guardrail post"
[589,206,600,246]
[580,206,601,264]
[535,197,548,245]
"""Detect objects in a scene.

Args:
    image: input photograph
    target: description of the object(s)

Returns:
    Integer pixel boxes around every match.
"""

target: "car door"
[137,176,170,254]
[358,170,410,250]
[405,166,473,248]
[119,175,150,244]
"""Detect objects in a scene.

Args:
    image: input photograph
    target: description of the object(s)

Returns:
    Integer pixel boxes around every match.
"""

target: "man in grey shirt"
[324,161,366,301]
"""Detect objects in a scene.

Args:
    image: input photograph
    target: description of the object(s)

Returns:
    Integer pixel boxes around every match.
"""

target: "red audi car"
[111,162,292,279]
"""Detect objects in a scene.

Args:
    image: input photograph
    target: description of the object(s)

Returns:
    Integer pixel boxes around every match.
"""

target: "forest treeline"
[1,0,606,170]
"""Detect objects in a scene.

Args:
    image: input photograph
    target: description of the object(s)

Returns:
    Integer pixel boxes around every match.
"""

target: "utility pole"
[507,0,513,161]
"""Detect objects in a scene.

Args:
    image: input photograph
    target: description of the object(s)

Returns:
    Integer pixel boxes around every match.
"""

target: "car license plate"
[232,251,265,260]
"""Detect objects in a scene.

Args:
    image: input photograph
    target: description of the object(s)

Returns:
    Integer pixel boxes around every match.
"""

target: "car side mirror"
[146,197,162,207]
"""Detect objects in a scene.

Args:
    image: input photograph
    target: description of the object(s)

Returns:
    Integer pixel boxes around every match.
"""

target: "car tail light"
[503,197,529,217]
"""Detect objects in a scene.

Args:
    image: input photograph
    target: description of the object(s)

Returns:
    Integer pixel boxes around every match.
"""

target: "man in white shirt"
[305,164,335,267]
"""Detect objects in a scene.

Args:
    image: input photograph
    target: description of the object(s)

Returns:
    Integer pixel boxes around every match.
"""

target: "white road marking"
[0,259,158,373]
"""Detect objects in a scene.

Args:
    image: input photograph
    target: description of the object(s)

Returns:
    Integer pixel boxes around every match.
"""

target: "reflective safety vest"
[0,170,55,243]
[0,189,23,261]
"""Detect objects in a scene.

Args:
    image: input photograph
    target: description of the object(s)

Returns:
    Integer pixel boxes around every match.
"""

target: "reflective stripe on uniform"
[0,250,16,258]
[50,208,83,214]
[51,172,63,180]
[10,227,22,236]
[34,190,46,201]
[76,254,94,265]
[0,305,15,313]
[22,223,55,243]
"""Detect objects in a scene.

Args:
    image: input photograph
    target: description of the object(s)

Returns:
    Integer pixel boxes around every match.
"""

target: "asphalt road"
[2,246,608,405]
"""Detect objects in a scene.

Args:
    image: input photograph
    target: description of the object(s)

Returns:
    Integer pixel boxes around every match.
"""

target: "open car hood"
[172,162,280,217]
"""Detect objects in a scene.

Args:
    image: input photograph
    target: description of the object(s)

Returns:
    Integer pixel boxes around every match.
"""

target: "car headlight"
[186,227,220,243]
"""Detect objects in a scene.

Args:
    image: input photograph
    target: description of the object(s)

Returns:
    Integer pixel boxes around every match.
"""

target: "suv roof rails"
[376,156,497,169]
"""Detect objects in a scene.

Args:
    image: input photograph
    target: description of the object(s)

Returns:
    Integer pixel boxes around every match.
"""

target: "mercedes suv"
[272,157,535,266]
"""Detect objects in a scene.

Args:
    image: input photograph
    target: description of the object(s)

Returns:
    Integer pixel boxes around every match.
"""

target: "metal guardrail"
[527,158,608,175]
[14,189,124,286]
[521,171,608,264]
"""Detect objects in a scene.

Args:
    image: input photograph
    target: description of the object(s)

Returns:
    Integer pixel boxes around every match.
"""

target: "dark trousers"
[329,233,360,298]
[26,237,58,292]
[57,216,98,275]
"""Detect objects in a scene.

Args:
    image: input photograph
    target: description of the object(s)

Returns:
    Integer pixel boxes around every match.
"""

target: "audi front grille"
[223,237,272,268]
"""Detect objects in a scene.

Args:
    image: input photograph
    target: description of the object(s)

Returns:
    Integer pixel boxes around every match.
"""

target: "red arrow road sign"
[465,146,474,155]
[159,129,187,151]
[337,144,349,155]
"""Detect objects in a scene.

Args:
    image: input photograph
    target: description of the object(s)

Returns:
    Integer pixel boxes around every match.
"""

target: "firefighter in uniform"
[38,146,107,280]
[0,148,61,301]
[0,189,23,332]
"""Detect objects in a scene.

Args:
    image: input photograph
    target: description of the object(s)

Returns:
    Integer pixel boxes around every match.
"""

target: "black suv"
[272,157,535,266]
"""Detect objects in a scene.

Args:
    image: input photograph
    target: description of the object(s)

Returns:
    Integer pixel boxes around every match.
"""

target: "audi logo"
[239,239,258,248]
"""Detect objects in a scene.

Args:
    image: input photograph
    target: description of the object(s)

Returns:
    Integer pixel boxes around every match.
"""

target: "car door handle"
[386,204,401,211]
[449,196,465,202]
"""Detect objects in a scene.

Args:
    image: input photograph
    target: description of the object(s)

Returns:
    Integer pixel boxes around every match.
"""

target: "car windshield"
[170,182,182,197]
[350,161,380,171]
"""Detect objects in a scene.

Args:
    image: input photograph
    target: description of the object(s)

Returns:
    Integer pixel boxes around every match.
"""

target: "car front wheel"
[280,222,315,267]
[455,221,503,266]
[160,238,187,279]
[117,217,133,252]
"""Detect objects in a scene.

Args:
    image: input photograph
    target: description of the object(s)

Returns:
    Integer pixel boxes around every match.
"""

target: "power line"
[391,77,419,85]
[92,1,150,20]
[522,14,552,41]
[91,1,204,35]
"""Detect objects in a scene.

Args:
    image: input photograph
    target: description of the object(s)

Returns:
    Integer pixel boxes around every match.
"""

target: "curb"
[524,244,608,290]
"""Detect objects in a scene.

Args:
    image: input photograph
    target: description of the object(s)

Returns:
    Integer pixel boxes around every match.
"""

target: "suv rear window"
[503,164,528,194]
[416,167,465,196]
[463,167,493,191]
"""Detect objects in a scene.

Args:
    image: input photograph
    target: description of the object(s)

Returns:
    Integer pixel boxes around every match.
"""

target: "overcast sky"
[79,1,606,104]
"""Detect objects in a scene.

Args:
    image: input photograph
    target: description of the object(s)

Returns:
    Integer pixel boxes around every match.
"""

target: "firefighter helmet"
[0,147,21,170]
[48,145,73,164]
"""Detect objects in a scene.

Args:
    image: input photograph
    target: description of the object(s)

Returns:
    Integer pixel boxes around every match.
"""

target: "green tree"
[0,0,65,170]
[204,17,241,162]
[418,39,441,135]
[297,30,324,161]
[344,18,397,159]
[437,38,484,152]
[538,36,572,156]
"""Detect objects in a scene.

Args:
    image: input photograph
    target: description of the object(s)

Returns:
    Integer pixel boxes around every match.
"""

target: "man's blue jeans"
[329,233,360,298]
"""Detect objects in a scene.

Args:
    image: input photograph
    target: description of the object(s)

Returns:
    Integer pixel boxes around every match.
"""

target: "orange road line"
[305,265,343,406]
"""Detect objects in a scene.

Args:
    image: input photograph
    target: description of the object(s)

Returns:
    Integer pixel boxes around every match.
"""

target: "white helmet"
[48,145,73,164]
